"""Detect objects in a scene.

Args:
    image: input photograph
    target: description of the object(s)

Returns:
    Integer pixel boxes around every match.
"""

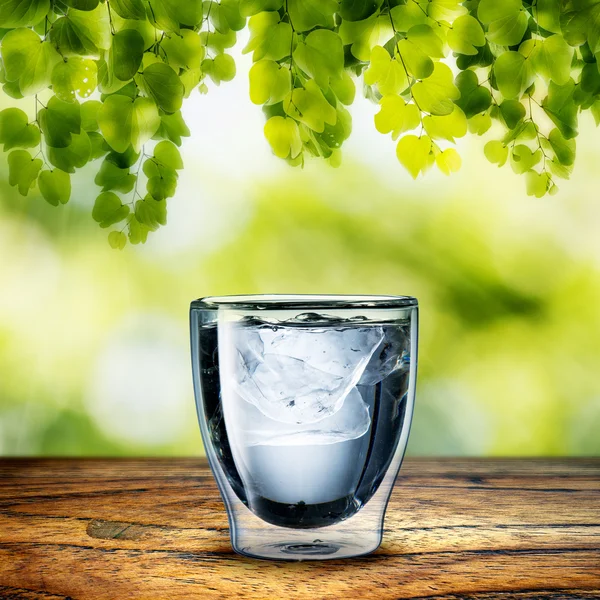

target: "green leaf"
[135,195,167,229]
[510,144,541,174]
[146,0,178,31]
[106,146,140,168]
[97,59,131,95]
[0,0,49,27]
[283,79,337,132]
[487,10,528,46]
[340,13,393,61]
[128,214,150,244]
[110,0,147,20]
[456,42,494,70]
[154,140,183,170]
[249,59,291,105]
[108,230,127,249]
[396,38,433,80]
[404,24,445,59]
[454,69,491,118]
[396,134,433,179]
[581,62,600,95]
[503,119,538,144]
[147,173,177,200]
[93,191,131,227]
[520,36,572,86]
[478,0,527,46]
[560,0,600,53]
[330,72,356,106]
[549,158,572,179]
[0,108,40,151]
[162,30,205,70]
[364,46,408,96]
[396,24,444,79]
[139,62,184,113]
[374,95,420,139]
[1,28,61,95]
[98,95,133,153]
[180,67,201,98]
[117,19,156,48]
[112,29,144,82]
[548,127,576,166]
[47,130,91,172]
[38,169,71,206]
[63,0,99,9]
[525,170,550,197]
[318,104,352,150]
[478,0,521,23]
[99,95,161,153]
[88,131,109,160]
[202,54,236,84]
[49,5,111,58]
[210,0,246,32]
[199,28,236,53]
[239,0,283,17]
[447,15,485,55]
[390,2,428,32]
[81,100,102,131]
[423,105,467,142]
[542,79,578,139]
[493,51,534,99]
[287,0,337,32]
[143,157,165,178]
[536,0,561,33]
[148,0,203,30]
[327,148,342,167]
[484,140,508,166]
[7,149,42,195]
[243,11,292,61]
[435,147,461,175]
[467,112,492,135]
[499,99,526,128]
[340,0,383,22]
[155,110,190,146]
[412,62,460,116]
[51,57,97,102]
[264,116,302,158]
[2,80,24,100]
[428,0,466,21]
[94,159,136,192]
[38,96,81,148]
[293,30,344,89]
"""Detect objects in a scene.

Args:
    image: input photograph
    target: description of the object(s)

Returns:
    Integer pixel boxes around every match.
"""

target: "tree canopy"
[0,0,597,247]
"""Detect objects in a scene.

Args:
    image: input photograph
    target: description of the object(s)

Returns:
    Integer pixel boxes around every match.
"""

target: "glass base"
[230,519,383,561]
[235,539,380,561]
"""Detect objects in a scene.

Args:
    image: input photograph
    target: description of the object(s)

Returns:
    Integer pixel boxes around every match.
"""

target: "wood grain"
[0,458,598,600]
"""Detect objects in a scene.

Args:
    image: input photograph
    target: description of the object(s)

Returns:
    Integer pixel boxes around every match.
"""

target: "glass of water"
[190,295,418,560]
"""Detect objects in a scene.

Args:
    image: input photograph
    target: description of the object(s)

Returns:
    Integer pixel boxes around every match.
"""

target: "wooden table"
[0,458,598,599]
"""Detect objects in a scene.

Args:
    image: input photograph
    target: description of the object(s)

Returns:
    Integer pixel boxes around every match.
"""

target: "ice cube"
[232,323,384,424]
[359,325,410,385]
[260,325,384,379]
[237,386,371,446]
[235,352,350,424]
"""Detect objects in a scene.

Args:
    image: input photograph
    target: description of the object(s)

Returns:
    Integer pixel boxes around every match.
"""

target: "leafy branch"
[0,0,597,248]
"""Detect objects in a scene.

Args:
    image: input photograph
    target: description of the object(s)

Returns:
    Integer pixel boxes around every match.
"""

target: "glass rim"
[190,294,418,311]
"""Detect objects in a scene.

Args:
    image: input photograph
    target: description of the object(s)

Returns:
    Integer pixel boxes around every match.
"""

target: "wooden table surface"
[0,458,598,599]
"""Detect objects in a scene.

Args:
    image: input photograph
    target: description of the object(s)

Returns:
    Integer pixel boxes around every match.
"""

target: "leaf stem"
[385,0,424,118]
[106,0,115,35]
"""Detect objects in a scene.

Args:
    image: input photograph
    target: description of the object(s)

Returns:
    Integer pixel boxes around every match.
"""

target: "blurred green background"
[1,44,600,457]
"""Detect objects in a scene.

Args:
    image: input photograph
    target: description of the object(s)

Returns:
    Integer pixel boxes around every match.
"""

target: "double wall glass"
[190,295,418,560]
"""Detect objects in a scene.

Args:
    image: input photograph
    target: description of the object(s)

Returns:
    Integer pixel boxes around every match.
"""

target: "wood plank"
[0,458,598,599]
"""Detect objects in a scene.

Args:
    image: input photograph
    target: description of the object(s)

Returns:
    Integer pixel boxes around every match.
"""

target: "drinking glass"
[190,295,418,560]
